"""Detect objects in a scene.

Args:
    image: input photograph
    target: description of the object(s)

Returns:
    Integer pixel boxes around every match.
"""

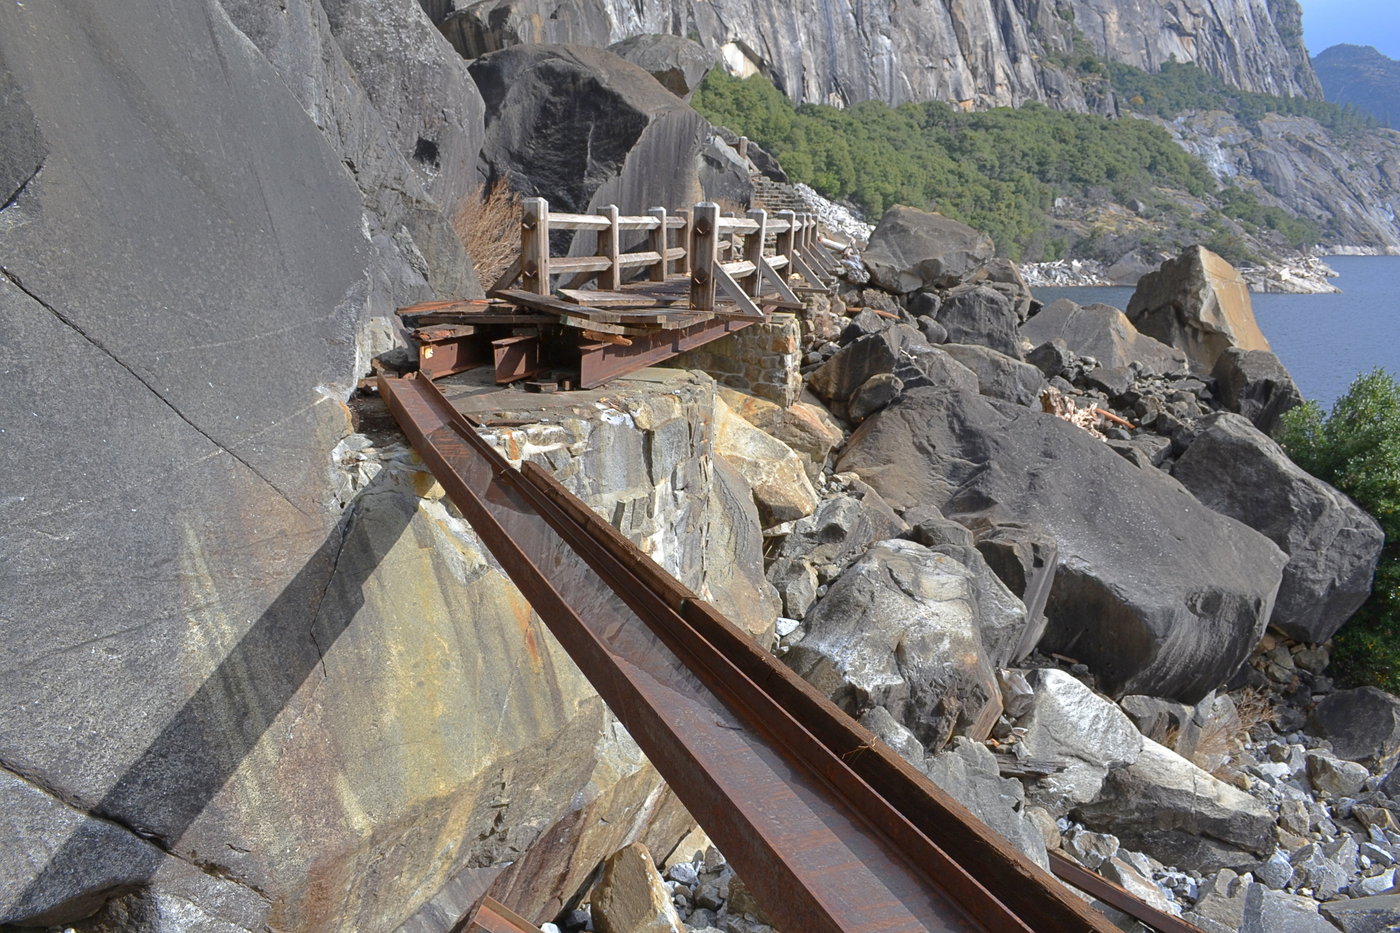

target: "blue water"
[1034,256,1400,409]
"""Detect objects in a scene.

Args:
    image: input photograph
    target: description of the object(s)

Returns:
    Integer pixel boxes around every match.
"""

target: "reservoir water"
[1033,256,1400,409]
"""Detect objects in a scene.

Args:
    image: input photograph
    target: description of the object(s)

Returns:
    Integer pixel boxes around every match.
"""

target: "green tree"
[1277,370,1400,688]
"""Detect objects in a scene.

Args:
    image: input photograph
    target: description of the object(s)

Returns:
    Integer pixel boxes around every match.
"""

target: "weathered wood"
[760,256,802,306]
[720,260,758,278]
[489,256,523,293]
[396,298,492,315]
[741,208,767,297]
[581,329,633,346]
[548,211,611,230]
[713,262,766,321]
[676,209,692,276]
[690,203,719,314]
[521,197,550,295]
[599,204,620,290]
[549,256,613,274]
[776,209,797,267]
[647,207,669,283]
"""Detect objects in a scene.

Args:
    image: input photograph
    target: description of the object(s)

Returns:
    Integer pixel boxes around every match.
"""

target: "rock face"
[863,206,996,294]
[838,387,1287,701]
[1021,300,1188,375]
[469,43,748,216]
[1015,670,1144,809]
[1172,413,1383,643]
[786,540,1003,749]
[1127,246,1272,373]
[428,0,1319,108]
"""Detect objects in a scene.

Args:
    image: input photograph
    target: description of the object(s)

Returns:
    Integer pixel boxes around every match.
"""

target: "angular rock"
[1074,738,1277,871]
[962,520,1058,661]
[1212,347,1303,435]
[858,706,928,770]
[470,44,748,216]
[606,35,717,98]
[1321,894,1400,933]
[806,325,978,420]
[591,844,685,933]
[1306,751,1370,798]
[924,738,1049,869]
[1119,695,1194,746]
[766,493,906,618]
[1173,413,1383,642]
[939,344,1046,406]
[838,387,1287,701]
[1026,339,1074,379]
[717,388,844,482]
[849,372,905,421]
[862,205,994,294]
[785,540,1003,748]
[934,285,1024,359]
[1063,827,1120,869]
[1127,246,1272,373]
[714,398,819,528]
[1311,687,1400,773]
[1020,300,1187,375]
[1015,669,1144,809]
[1099,857,1180,918]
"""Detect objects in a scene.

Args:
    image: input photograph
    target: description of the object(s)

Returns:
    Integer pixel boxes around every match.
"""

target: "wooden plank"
[396,298,492,316]
[548,211,610,230]
[761,255,802,306]
[713,262,766,320]
[581,329,633,346]
[616,250,664,269]
[599,205,621,290]
[556,315,652,337]
[521,197,550,295]
[402,312,549,326]
[491,288,580,317]
[719,259,758,278]
[489,255,522,293]
[549,255,612,274]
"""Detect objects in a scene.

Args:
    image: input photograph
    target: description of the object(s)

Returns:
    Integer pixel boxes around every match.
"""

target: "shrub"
[453,180,521,288]
[1277,370,1400,688]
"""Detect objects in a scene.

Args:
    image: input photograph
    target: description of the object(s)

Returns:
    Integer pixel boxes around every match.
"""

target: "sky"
[1297,0,1400,59]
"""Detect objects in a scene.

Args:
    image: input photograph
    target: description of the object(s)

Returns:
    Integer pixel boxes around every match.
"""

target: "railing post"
[522,197,551,295]
[742,208,767,297]
[675,209,692,277]
[647,207,668,282]
[690,202,719,314]
[738,135,749,161]
[776,209,796,266]
[600,204,621,290]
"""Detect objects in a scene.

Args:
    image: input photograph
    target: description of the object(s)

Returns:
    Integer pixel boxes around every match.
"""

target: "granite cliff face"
[433,0,1318,109]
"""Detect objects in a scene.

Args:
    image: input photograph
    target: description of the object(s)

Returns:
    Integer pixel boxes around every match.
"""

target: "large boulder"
[932,285,1024,359]
[785,540,1003,749]
[1172,413,1383,642]
[1309,687,1400,773]
[1020,299,1188,375]
[1211,347,1304,435]
[607,34,717,99]
[1073,738,1277,872]
[469,44,748,216]
[1014,669,1144,809]
[1126,246,1272,373]
[591,844,685,933]
[838,387,1287,701]
[862,205,994,294]
[717,388,844,481]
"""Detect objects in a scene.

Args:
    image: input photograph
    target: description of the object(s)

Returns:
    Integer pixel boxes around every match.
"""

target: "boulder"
[806,325,978,421]
[786,540,1003,749]
[717,388,843,482]
[1321,894,1400,933]
[939,344,1046,406]
[714,398,818,528]
[1119,695,1194,745]
[1020,300,1187,375]
[1126,246,1272,373]
[440,0,611,58]
[933,285,1024,359]
[1305,751,1370,798]
[766,493,907,618]
[1015,669,1144,809]
[858,706,928,770]
[1173,413,1383,643]
[838,387,1288,701]
[862,205,994,294]
[849,373,905,421]
[591,844,685,933]
[924,738,1050,869]
[1310,687,1400,773]
[1073,738,1277,872]
[1211,348,1303,435]
[606,35,717,98]
[965,521,1057,662]
[469,44,748,217]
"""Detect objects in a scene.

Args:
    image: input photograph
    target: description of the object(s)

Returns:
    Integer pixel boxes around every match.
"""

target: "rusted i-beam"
[380,374,1117,933]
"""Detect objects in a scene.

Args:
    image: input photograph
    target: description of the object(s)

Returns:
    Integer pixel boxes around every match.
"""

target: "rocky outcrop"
[1127,246,1272,373]
[429,0,1318,108]
[863,206,995,295]
[838,387,1287,701]
[469,43,748,215]
[1172,413,1383,643]
[607,34,717,99]
[1314,44,1400,129]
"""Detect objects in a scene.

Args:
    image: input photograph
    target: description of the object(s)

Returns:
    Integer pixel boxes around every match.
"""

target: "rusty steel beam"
[418,334,490,380]
[1050,853,1208,933]
[380,375,1120,933]
[492,335,540,384]
[459,896,539,933]
[577,316,754,389]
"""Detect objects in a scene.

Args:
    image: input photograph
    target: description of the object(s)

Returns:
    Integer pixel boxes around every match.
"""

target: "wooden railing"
[510,197,839,318]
